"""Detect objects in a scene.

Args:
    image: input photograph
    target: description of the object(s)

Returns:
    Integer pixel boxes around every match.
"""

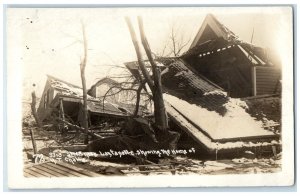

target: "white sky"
[6,7,291,101]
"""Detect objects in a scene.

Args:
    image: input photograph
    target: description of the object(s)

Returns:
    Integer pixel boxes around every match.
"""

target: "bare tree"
[79,22,89,144]
[156,22,190,58]
[125,16,169,132]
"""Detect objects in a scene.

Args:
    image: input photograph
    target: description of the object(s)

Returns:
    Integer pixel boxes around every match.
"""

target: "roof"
[47,75,98,101]
[47,75,128,117]
[161,59,228,115]
[165,101,280,153]
[185,14,281,67]
[47,75,82,89]
[165,93,276,142]
[161,60,278,145]
[190,14,239,49]
[51,93,128,118]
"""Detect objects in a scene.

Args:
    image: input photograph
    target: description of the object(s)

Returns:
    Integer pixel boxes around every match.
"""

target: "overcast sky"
[6,7,292,101]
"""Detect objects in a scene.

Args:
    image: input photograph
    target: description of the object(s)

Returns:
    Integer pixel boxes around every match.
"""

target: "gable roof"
[190,14,239,49]
[184,14,280,67]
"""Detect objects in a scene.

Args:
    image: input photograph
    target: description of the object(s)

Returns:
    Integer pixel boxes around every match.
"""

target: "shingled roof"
[161,59,278,149]
[162,59,229,115]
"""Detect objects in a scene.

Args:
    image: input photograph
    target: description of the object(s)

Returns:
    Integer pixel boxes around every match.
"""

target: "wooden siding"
[256,67,281,95]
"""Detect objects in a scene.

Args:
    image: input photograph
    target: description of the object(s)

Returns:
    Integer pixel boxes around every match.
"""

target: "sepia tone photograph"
[6,6,294,188]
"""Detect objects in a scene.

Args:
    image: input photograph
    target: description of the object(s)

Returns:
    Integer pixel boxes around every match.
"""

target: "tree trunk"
[80,22,89,144]
[133,79,147,117]
[138,16,168,131]
[152,68,168,131]
[125,17,154,91]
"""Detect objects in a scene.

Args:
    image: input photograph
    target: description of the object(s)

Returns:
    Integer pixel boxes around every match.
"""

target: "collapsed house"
[36,14,281,157]
[124,14,281,155]
[37,75,129,129]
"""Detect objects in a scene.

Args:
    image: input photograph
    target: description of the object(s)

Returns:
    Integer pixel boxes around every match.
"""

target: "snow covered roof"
[47,75,128,117]
[47,75,98,101]
[165,101,280,153]
[165,93,275,141]
[161,59,279,146]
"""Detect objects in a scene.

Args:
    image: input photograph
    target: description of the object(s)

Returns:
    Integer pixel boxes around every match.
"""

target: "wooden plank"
[46,162,87,177]
[33,164,64,177]
[26,167,52,177]
[256,87,276,92]
[256,78,279,83]
[56,162,102,177]
[256,83,276,87]
[256,87,276,91]
[23,170,39,178]
[256,75,280,79]
[38,164,75,177]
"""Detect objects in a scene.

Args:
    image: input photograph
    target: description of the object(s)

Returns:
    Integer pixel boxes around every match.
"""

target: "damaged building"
[124,14,281,156]
[37,75,130,134]
[36,14,281,157]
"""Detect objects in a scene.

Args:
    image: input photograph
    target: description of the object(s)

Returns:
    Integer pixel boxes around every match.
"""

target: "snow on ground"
[164,93,274,140]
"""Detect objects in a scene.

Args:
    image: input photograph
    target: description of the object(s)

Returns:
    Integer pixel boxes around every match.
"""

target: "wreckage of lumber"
[165,102,280,155]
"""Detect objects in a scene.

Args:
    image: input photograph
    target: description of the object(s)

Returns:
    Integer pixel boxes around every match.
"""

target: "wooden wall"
[256,67,281,95]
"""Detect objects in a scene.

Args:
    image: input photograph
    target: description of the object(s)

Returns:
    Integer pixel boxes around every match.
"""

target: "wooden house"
[37,75,128,126]
[182,14,281,98]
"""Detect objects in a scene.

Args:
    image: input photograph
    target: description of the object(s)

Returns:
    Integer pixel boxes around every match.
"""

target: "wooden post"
[272,146,277,157]
[30,129,37,154]
[31,91,42,128]
[252,66,257,96]
[59,98,65,133]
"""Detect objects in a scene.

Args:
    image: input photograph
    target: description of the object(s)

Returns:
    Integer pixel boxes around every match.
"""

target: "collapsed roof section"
[125,57,280,152]
[162,59,280,152]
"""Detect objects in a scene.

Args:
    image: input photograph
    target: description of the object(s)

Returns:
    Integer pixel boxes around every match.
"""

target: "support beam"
[30,129,37,154]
